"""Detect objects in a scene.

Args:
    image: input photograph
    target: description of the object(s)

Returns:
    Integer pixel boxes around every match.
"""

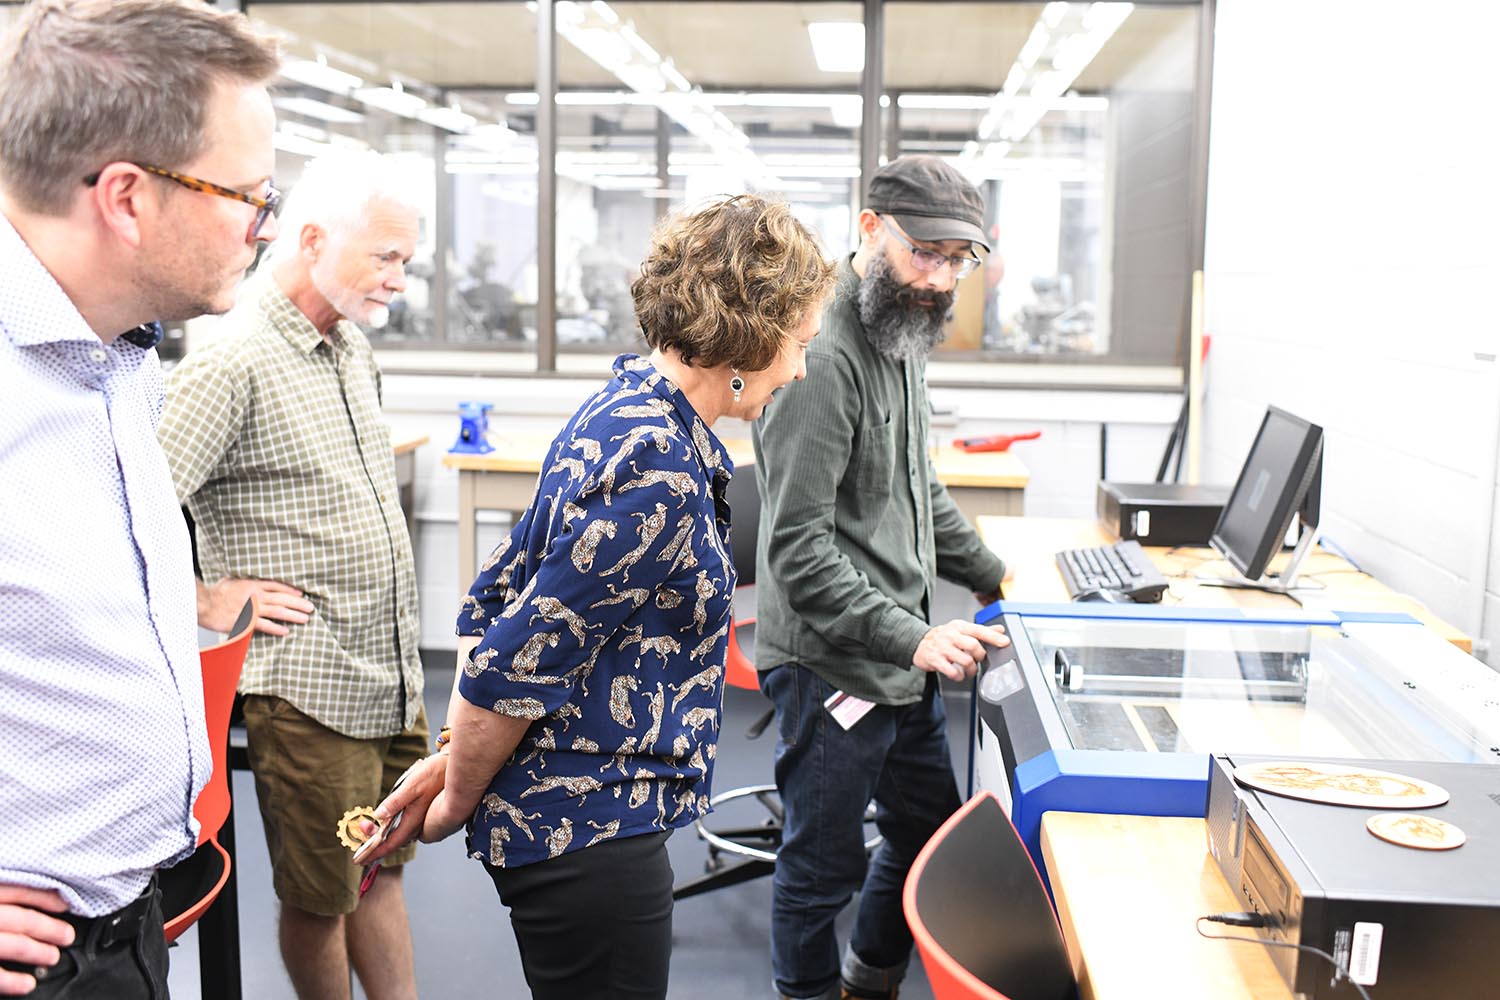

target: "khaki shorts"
[242,695,429,916]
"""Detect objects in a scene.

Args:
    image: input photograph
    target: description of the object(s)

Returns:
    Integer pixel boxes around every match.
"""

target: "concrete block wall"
[1202,0,1500,659]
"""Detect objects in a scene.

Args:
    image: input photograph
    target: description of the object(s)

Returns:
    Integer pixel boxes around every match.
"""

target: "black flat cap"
[866,154,989,251]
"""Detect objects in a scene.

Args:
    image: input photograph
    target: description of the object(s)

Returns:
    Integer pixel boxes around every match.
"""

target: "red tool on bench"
[954,430,1041,453]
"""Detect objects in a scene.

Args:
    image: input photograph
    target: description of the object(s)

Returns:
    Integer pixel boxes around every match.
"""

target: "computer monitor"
[1207,406,1324,595]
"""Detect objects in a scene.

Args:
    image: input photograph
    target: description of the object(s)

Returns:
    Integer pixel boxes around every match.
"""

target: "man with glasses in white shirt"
[0,1,281,997]
[752,155,1011,1000]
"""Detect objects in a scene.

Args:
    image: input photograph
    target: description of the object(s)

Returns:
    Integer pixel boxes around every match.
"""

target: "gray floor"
[167,580,981,999]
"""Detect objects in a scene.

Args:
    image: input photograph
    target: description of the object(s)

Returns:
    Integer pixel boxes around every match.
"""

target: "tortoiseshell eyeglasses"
[84,162,281,242]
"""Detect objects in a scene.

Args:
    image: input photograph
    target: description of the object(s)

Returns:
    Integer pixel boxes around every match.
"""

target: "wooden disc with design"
[1233,761,1450,809]
[1367,812,1466,850]
[336,806,379,851]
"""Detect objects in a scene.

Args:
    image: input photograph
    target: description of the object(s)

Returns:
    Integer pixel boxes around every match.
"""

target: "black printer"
[1096,480,1228,546]
[1206,754,1500,999]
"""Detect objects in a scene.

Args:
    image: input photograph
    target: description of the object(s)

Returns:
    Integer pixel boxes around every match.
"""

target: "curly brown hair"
[631,194,836,372]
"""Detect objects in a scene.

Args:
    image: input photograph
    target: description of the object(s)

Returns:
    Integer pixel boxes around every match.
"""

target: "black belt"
[0,876,158,984]
[66,875,159,950]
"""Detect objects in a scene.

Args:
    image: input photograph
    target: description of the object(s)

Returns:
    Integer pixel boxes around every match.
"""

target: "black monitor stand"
[1198,518,1322,605]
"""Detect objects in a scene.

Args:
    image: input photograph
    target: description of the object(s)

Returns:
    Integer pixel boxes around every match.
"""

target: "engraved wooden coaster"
[1366,812,1466,850]
[1233,761,1450,809]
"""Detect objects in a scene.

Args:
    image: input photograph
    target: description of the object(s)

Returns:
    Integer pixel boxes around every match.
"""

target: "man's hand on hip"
[0,885,73,996]
[913,619,1010,682]
[197,577,314,636]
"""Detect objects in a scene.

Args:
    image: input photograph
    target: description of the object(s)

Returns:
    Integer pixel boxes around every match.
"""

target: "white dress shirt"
[0,211,209,917]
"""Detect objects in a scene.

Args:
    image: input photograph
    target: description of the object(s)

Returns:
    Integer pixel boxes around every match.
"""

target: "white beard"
[310,254,388,329]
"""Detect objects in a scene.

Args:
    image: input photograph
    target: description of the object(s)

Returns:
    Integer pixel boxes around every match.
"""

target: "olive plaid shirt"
[159,280,422,738]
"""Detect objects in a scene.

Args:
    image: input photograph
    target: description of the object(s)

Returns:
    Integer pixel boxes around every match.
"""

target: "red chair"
[904,792,1077,1000]
[159,598,254,998]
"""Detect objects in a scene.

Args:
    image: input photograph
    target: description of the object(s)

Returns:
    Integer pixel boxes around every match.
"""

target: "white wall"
[1202,1,1500,658]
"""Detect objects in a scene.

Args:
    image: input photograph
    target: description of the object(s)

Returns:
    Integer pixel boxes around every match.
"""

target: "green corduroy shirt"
[751,256,1006,706]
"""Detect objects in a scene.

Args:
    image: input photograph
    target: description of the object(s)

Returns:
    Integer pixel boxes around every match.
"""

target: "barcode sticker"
[1349,921,1383,986]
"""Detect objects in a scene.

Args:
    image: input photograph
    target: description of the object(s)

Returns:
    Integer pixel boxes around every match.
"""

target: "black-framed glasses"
[879,216,981,279]
[84,162,281,242]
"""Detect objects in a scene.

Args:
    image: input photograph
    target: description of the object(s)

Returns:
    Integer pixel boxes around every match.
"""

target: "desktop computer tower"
[1206,754,1500,999]
[1096,481,1228,546]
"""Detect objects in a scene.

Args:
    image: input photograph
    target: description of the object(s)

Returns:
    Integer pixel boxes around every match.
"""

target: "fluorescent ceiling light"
[417,105,478,133]
[276,120,330,142]
[452,128,524,160]
[829,101,862,129]
[807,22,864,74]
[621,24,662,66]
[764,179,838,193]
[1003,63,1026,96]
[756,153,858,168]
[448,148,536,165]
[1050,32,1098,76]
[274,131,334,158]
[556,92,635,105]
[273,96,366,125]
[897,94,992,111]
[898,94,1108,112]
[279,57,363,95]
[354,85,428,118]
[661,61,691,93]
[552,1,775,188]
[1017,22,1049,70]
[446,162,538,175]
[327,133,369,152]
[559,151,649,166]
[588,175,660,190]
[1042,1,1070,29]
[670,163,859,180]
[510,89,871,116]
[966,1,1131,157]
[1084,1,1133,32]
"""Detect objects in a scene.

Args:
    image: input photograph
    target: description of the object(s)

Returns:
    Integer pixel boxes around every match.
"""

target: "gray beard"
[855,250,954,362]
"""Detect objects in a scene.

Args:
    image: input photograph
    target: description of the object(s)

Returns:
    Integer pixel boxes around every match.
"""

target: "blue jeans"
[761,664,962,999]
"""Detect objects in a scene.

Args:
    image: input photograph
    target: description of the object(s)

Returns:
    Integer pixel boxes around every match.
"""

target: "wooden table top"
[929,443,1030,488]
[1041,811,1292,1000]
[392,434,429,455]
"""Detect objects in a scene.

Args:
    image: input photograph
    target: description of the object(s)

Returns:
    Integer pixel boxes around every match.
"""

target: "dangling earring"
[729,369,744,403]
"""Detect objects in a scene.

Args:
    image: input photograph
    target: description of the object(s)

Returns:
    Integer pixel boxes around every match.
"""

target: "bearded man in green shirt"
[752,155,1012,1000]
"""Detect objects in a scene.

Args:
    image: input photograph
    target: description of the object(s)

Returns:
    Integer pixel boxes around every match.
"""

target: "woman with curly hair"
[356,194,835,999]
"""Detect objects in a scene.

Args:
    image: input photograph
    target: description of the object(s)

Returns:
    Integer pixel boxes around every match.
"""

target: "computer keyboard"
[1054,540,1169,603]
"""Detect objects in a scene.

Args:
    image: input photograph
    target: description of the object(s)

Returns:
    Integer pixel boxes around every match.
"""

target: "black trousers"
[485,830,674,1000]
[0,877,169,999]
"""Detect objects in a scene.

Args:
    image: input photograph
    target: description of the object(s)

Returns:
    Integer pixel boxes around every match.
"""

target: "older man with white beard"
[158,150,426,1000]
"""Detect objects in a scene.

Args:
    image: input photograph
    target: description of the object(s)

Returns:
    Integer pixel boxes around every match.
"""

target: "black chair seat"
[160,839,228,928]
